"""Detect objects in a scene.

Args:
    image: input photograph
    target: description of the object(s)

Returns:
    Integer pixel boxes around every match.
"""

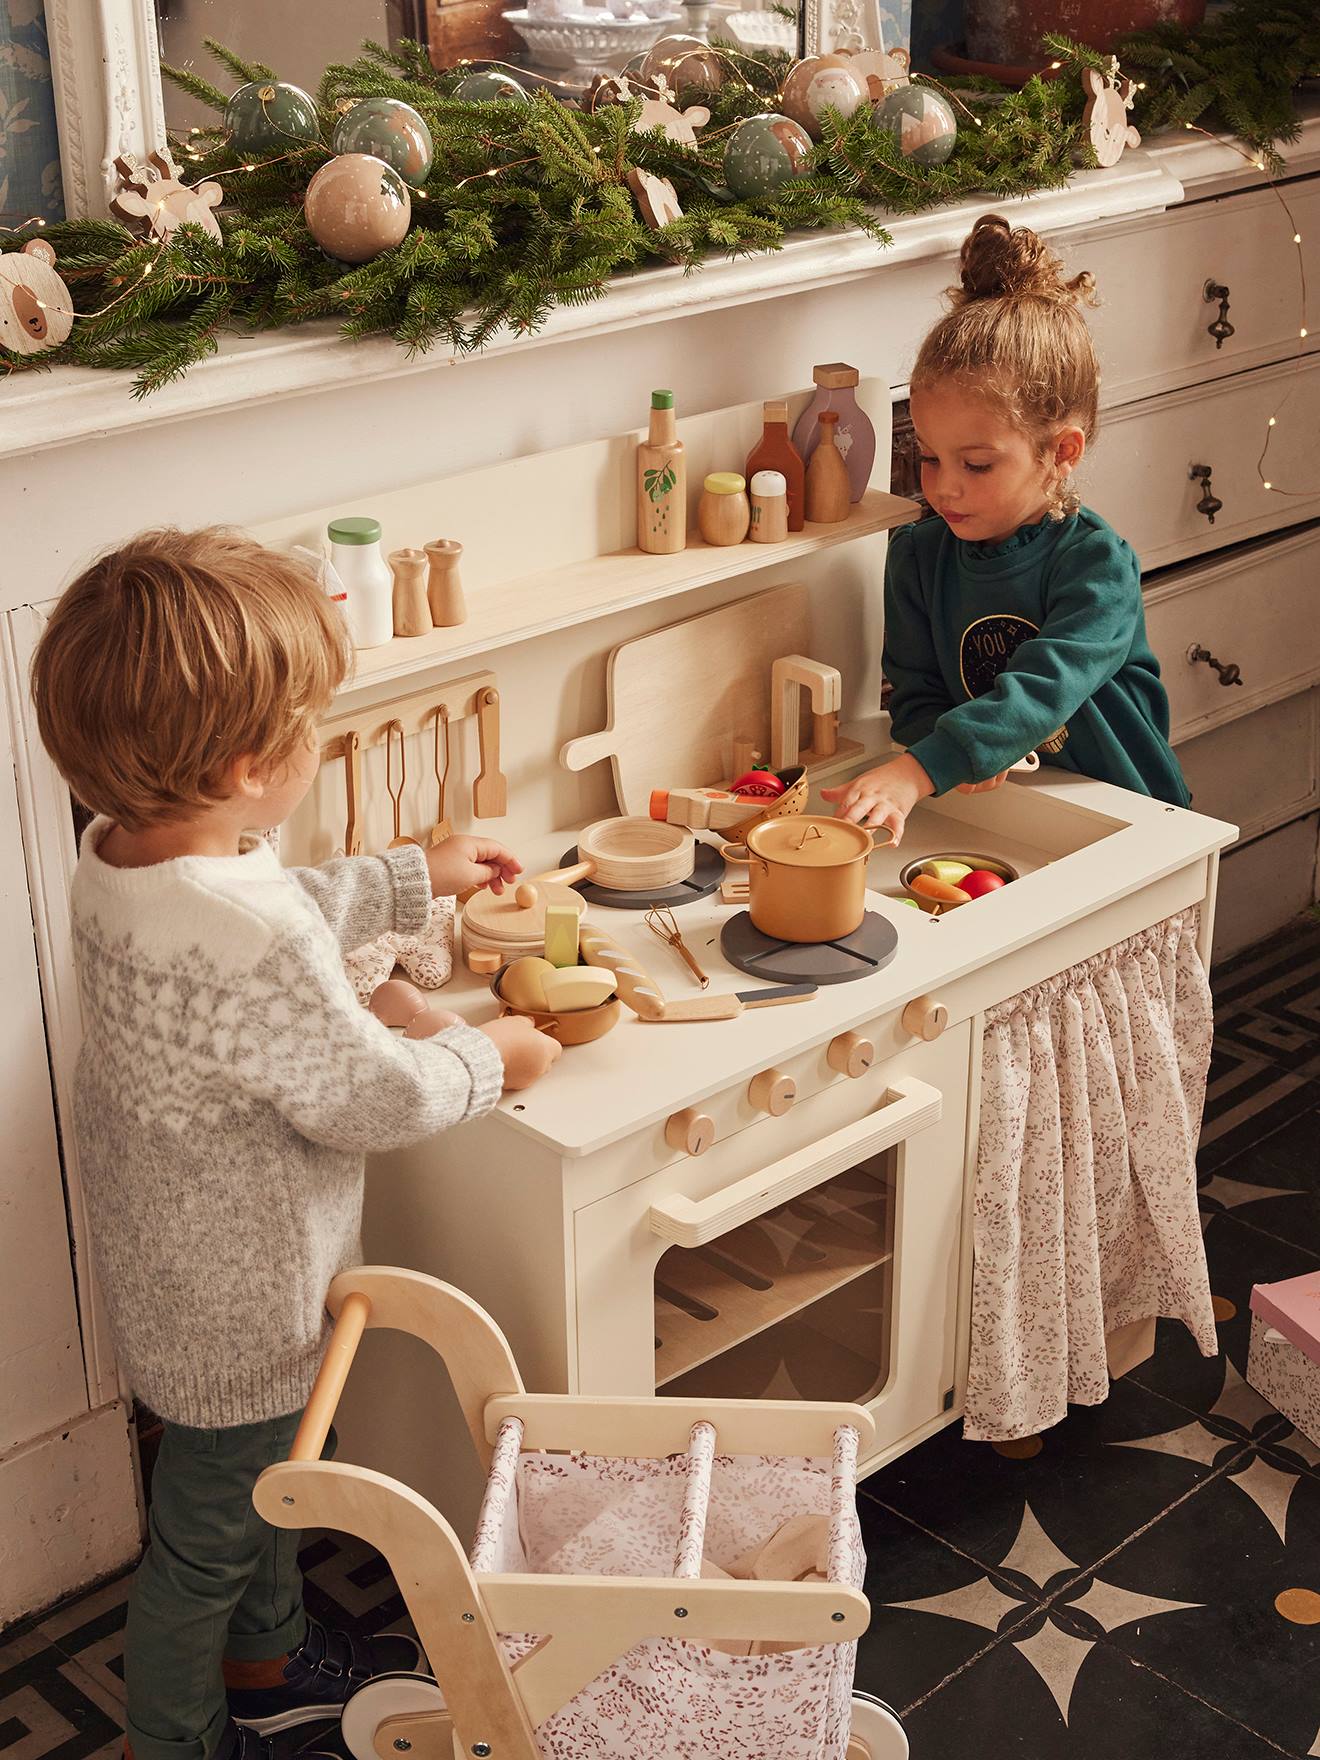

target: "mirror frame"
[43,0,880,217]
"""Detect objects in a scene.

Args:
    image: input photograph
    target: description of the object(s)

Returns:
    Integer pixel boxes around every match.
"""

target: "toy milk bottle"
[792,363,876,503]
[745,400,805,532]
[328,516,394,649]
[637,389,686,554]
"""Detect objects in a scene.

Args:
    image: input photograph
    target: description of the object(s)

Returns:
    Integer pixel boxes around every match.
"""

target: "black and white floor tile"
[4,916,1320,1759]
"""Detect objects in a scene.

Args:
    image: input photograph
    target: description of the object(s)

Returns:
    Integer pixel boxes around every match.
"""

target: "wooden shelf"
[339,490,919,696]
[654,1170,892,1388]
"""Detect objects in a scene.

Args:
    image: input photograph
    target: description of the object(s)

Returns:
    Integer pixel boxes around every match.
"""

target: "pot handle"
[720,842,749,865]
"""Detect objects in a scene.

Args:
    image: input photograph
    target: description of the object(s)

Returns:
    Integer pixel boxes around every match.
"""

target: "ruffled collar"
[965,510,1069,561]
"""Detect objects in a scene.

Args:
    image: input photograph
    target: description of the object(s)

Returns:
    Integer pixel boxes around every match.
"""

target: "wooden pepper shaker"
[749,469,788,543]
[698,472,750,545]
[804,410,850,524]
[389,547,432,637]
[424,539,467,627]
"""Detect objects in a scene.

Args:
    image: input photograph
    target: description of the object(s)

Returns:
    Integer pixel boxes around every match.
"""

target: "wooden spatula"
[473,686,507,819]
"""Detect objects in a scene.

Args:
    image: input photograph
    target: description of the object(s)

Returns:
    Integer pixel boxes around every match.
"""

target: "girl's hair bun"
[954,213,1096,308]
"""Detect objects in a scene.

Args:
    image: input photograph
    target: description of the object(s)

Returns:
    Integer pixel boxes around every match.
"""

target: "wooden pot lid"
[746,814,875,868]
[462,876,585,944]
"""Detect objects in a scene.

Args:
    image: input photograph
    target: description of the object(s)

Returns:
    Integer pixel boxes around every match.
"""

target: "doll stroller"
[254,1266,908,1760]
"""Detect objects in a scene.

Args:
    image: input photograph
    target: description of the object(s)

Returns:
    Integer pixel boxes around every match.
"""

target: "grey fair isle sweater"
[70,821,504,1429]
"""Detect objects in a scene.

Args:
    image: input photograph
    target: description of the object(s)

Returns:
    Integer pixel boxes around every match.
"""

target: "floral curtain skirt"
[966,907,1217,1442]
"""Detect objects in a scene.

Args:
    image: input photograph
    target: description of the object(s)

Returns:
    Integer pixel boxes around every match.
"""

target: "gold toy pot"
[724,814,894,943]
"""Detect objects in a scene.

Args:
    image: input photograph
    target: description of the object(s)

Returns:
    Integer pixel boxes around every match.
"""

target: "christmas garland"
[0,0,1314,397]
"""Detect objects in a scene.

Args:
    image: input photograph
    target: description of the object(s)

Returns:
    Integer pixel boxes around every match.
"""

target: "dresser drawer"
[1178,689,1318,842]
[1081,181,1320,408]
[1144,522,1320,740]
[1086,357,1320,570]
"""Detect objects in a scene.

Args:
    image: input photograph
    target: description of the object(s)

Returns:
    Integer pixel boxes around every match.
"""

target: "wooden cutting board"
[560,583,810,816]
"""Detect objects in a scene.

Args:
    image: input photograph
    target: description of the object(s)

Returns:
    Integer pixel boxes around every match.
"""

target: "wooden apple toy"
[960,870,1007,899]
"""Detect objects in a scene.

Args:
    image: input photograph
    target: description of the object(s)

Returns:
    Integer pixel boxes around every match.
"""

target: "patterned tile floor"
[4,916,1320,1760]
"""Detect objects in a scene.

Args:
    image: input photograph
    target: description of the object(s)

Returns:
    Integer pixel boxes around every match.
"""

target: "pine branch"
[204,39,279,86]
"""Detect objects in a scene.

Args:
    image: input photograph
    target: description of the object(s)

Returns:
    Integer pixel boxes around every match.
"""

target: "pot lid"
[746,814,872,867]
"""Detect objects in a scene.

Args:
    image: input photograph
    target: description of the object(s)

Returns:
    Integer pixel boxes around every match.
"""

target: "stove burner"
[557,839,723,910]
[720,909,899,985]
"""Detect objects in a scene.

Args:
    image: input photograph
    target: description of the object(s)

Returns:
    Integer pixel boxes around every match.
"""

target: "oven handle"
[648,1077,943,1249]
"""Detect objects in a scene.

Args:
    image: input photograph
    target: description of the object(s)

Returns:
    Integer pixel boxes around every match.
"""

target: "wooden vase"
[389,547,432,637]
[425,539,467,627]
[804,411,850,524]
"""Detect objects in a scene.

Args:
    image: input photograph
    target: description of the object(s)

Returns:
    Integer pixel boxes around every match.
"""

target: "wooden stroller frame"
[254,1266,877,1760]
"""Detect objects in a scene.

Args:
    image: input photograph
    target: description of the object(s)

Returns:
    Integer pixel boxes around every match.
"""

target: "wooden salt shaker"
[389,547,432,637]
[749,469,788,543]
[804,410,850,523]
[698,472,750,545]
[424,539,467,627]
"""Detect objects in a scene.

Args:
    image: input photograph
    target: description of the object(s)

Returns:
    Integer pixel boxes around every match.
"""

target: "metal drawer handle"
[1204,280,1235,349]
[1189,463,1223,524]
[1187,643,1243,687]
[648,1076,942,1249]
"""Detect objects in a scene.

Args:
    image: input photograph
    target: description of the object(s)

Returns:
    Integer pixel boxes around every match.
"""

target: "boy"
[31,528,559,1760]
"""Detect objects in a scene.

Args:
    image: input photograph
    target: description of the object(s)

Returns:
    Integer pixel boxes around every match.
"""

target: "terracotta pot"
[964,0,1206,68]
[727,815,894,944]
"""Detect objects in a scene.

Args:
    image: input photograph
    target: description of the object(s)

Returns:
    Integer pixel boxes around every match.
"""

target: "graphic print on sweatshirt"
[958,613,1069,754]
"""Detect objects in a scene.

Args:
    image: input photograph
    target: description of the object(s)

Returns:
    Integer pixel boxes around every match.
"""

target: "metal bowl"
[899,851,1020,913]
[502,8,681,73]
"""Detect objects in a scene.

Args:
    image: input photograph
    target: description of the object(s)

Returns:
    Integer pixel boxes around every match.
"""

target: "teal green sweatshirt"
[883,507,1190,807]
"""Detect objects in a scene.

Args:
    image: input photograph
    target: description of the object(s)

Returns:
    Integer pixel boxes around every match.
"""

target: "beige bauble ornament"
[640,35,724,93]
[304,153,411,264]
[779,54,869,141]
[0,239,73,356]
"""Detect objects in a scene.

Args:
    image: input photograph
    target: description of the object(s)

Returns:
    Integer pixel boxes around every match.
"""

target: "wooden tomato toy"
[960,869,1007,899]
[731,769,786,799]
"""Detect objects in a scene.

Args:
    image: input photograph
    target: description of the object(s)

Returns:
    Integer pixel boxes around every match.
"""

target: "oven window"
[654,1154,895,1404]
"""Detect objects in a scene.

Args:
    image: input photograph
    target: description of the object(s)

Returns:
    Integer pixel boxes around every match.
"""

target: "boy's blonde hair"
[32,527,349,830]
[912,214,1100,448]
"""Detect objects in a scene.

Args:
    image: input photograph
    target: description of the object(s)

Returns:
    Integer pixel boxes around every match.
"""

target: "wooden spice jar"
[698,472,750,545]
[749,469,789,543]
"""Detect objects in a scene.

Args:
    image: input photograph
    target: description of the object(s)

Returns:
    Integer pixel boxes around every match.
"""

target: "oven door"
[572,1025,972,1472]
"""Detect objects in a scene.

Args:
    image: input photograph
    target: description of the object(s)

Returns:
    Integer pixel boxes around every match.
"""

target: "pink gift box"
[1247,1271,1320,1447]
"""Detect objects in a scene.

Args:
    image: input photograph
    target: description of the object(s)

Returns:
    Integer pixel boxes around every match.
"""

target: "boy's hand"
[425,835,521,899]
[477,1015,563,1090]
[820,754,934,846]
[956,771,1009,795]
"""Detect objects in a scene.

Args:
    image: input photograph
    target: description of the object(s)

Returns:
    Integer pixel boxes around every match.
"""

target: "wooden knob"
[828,1032,874,1079]
[515,881,539,909]
[665,1109,715,1156]
[748,1068,796,1117]
[901,996,948,1041]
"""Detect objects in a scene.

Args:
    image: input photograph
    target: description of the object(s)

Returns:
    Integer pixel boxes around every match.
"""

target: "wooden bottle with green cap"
[637,389,686,555]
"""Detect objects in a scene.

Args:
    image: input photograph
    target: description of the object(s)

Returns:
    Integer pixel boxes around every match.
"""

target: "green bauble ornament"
[304,153,411,263]
[873,84,957,165]
[332,97,434,183]
[224,80,321,152]
[452,71,530,104]
[723,112,813,201]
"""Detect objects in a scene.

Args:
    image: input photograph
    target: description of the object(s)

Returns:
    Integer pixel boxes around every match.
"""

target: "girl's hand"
[956,771,1010,795]
[820,754,934,846]
[424,835,522,899]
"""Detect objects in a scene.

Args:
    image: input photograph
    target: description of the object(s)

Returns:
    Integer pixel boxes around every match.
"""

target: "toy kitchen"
[197,379,1234,1531]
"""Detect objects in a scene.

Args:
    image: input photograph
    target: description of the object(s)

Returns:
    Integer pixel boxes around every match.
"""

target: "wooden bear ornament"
[1083,63,1141,169]
[111,150,224,243]
[0,239,73,356]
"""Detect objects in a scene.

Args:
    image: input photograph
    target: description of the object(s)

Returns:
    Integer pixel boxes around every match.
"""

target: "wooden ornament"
[0,240,72,356]
[111,150,223,243]
[629,92,711,148]
[627,167,683,230]
[1082,62,1141,169]
[803,410,850,522]
[389,547,432,637]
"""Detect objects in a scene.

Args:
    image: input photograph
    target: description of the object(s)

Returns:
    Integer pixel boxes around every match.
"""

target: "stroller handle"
[291,1290,372,1462]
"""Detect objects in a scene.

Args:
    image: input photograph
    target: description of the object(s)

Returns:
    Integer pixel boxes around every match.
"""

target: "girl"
[822,213,1189,843]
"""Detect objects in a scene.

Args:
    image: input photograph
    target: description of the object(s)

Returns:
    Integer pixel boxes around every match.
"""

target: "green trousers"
[124,1410,318,1760]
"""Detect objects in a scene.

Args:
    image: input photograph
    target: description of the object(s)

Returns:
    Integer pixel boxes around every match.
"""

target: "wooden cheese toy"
[541,966,618,1012]
[543,901,582,968]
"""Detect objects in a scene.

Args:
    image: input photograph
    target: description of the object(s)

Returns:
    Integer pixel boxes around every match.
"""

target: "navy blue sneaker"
[225,1618,426,1734]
